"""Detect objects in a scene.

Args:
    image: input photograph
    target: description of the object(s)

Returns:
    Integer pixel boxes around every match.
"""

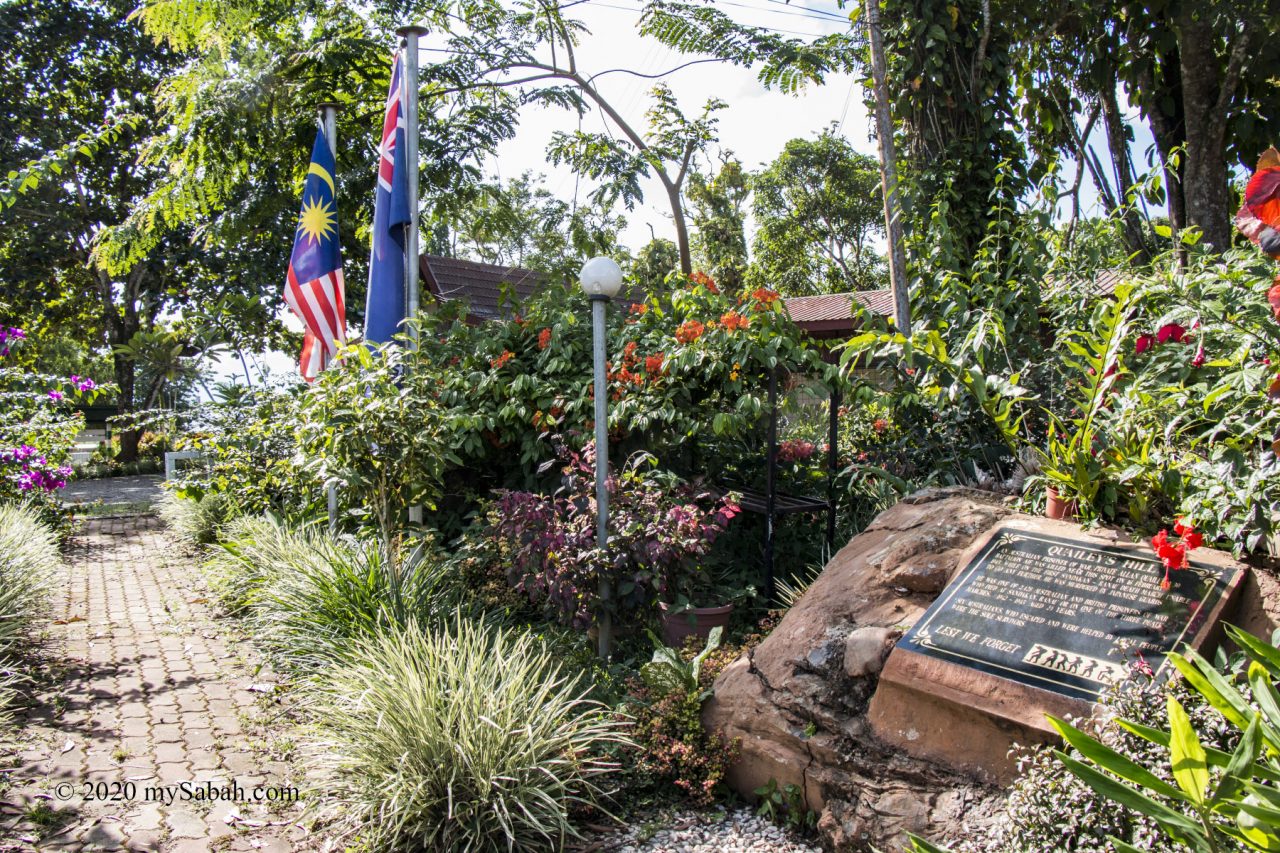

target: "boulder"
[703,487,1012,850]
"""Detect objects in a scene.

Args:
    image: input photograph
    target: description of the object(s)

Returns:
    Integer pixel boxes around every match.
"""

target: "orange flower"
[873,418,888,433]
[623,341,638,364]
[645,353,665,374]
[720,311,749,331]
[751,287,780,307]
[690,271,719,293]
[630,303,648,316]
[675,320,705,344]
[490,350,514,369]
[538,328,552,350]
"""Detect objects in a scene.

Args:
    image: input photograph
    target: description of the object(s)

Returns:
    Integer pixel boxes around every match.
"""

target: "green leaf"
[1047,716,1185,801]
[1168,695,1209,805]
[1052,751,1209,851]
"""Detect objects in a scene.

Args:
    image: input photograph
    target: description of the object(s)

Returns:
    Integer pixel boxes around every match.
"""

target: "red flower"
[1157,322,1187,344]
[645,353,665,374]
[1135,334,1156,354]
[1173,517,1191,537]
[720,311,749,331]
[538,328,552,350]
[872,418,888,434]
[1151,529,1169,550]
[1184,531,1204,550]
[1269,282,1280,320]
[1104,363,1117,377]
[675,320,705,344]
[630,303,648,316]
[1192,345,1206,368]
[1157,540,1187,569]
[490,350,514,369]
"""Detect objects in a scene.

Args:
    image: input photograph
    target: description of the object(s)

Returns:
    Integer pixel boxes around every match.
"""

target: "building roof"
[418,255,545,323]
[784,290,893,337]
[1043,268,1124,298]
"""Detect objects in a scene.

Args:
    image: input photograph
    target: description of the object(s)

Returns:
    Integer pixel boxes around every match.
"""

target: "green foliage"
[750,129,886,295]
[201,514,297,615]
[1036,285,1136,514]
[623,628,740,807]
[0,503,57,658]
[640,626,723,700]
[296,344,456,550]
[157,492,235,549]
[175,388,312,519]
[1042,625,1280,853]
[687,156,749,294]
[242,524,463,671]
[754,777,817,832]
[310,617,628,851]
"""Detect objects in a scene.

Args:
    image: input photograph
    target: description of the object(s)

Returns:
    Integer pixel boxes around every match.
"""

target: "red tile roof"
[784,291,894,330]
[419,255,545,322]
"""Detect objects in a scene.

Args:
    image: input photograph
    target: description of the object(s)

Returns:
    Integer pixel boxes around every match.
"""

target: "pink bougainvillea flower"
[1156,323,1186,344]
[1135,334,1156,354]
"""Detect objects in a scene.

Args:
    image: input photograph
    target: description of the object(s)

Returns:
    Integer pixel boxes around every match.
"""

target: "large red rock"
[704,487,1012,849]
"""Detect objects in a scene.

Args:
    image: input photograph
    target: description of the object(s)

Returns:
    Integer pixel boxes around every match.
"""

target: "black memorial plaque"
[897,528,1241,702]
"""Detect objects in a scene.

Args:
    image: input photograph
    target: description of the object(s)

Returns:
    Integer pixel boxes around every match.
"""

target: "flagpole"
[397,26,426,527]
[319,102,341,532]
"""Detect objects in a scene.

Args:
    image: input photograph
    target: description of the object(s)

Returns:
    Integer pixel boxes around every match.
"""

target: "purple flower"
[69,375,96,392]
[12,444,36,462]
[47,390,64,402]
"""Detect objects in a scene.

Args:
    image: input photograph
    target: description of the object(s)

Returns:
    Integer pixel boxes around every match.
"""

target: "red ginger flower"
[1157,323,1187,344]
[538,328,552,350]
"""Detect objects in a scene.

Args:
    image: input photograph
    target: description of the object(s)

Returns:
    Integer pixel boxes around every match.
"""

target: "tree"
[750,131,886,295]
[631,238,681,295]
[687,155,750,293]
[437,171,623,283]
[0,0,285,460]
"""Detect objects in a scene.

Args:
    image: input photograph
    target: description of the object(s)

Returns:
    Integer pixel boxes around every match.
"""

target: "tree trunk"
[1175,9,1236,249]
[1099,85,1150,260]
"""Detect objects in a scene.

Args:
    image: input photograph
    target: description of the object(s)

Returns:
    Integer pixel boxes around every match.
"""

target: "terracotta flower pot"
[659,601,734,648]
[1045,486,1079,522]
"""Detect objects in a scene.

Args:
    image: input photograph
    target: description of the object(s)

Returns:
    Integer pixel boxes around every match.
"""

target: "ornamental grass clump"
[0,503,56,655]
[251,531,462,670]
[311,617,629,851]
[158,490,233,547]
[202,515,300,615]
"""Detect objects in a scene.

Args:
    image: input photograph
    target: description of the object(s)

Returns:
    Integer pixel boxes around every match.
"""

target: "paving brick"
[4,516,305,852]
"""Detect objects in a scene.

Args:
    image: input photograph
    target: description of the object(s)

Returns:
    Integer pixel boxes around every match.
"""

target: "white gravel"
[602,808,821,852]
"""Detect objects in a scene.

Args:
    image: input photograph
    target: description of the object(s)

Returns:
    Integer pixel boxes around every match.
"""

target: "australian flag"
[284,130,346,382]
[364,50,412,345]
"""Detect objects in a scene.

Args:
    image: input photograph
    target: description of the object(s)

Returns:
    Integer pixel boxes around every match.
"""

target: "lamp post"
[579,256,624,658]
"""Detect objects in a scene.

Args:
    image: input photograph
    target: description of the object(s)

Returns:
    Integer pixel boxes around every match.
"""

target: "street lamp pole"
[579,257,624,659]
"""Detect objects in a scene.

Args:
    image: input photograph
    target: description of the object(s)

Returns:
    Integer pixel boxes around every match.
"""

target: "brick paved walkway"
[0,516,309,852]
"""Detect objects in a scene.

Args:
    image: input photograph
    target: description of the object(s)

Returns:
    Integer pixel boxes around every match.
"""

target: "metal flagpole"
[397,26,427,526]
[318,102,341,532]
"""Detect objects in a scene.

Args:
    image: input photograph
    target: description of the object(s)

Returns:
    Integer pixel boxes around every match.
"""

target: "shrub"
[157,491,234,547]
[310,617,628,851]
[250,530,462,670]
[492,444,739,628]
[0,503,57,656]
[621,629,741,807]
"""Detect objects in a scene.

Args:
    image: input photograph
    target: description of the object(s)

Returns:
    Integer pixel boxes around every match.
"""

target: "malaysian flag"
[364,49,412,345]
[284,130,347,381]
